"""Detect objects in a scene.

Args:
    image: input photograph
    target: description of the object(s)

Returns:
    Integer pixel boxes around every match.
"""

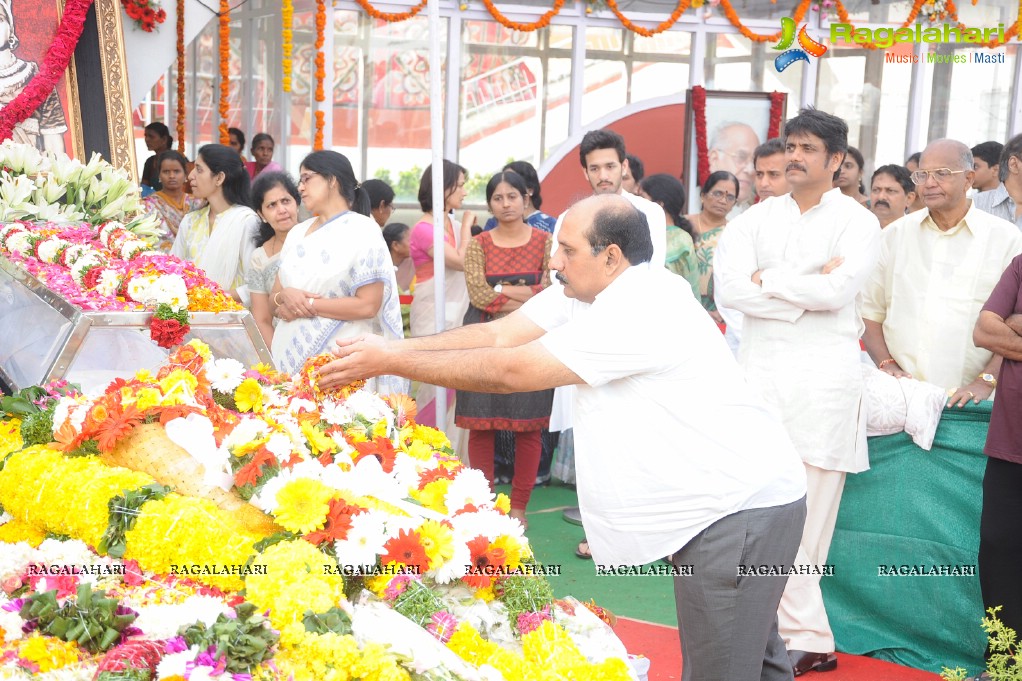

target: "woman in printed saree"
[269,150,405,394]
[141,150,205,251]
[248,171,301,348]
[685,170,739,324]
[171,144,261,304]
[456,170,553,526]
[638,173,700,299]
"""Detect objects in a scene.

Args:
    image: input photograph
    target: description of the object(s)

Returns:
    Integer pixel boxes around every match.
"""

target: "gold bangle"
[273,291,284,306]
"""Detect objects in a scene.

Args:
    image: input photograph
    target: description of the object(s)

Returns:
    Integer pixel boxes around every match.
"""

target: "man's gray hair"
[710,122,752,150]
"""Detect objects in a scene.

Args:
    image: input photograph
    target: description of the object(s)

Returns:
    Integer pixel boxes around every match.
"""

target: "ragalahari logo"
[773,17,828,71]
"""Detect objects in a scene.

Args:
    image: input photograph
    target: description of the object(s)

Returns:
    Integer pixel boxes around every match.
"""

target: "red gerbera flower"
[380,529,430,574]
[305,498,363,545]
[234,447,275,488]
[353,436,398,473]
[463,535,506,588]
[417,467,457,491]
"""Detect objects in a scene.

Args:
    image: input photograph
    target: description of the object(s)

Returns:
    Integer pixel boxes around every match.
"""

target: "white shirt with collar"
[520,265,806,566]
[714,189,881,473]
[546,189,668,432]
[861,200,1022,391]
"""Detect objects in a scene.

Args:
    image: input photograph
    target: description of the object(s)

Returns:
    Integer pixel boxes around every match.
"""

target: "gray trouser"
[672,497,807,681]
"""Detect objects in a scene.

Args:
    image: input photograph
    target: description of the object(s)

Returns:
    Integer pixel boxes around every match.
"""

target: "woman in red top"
[456,170,553,526]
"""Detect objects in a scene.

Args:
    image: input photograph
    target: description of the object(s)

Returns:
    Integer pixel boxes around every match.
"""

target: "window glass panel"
[581,27,627,126]
[931,43,1017,146]
[703,34,802,105]
[631,32,691,101]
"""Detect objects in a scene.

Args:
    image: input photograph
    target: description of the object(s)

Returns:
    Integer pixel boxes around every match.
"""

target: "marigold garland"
[176,0,186,153]
[218,0,231,145]
[0,0,94,141]
[481,0,565,32]
[768,91,785,139]
[353,0,427,22]
[605,0,689,38]
[717,0,809,42]
[314,0,327,150]
[282,0,294,93]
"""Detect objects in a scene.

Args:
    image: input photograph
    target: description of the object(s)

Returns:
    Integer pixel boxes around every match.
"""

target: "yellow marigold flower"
[447,622,495,665]
[355,642,411,681]
[417,519,455,569]
[0,418,22,457]
[235,378,264,413]
[187,339,213,362]
[17,634,81,672]
[412,425,450,450]
[159,369,198,405]
[410,479,450,515]
[474,585,496,602]
[401,440,433,461]
[246,541,344,629]
[522,620,587,672]
[494,493,511,514]
[371,420,389,439]
[272,478,334,534]
[135,387,162,412]
[134,368,155,382]
[0,518,46,547]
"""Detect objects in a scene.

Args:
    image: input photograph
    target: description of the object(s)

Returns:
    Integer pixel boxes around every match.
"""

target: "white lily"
[125,212,163,239]
[48,153,87,187]
[0,174,36,216]
[78,152,107,184]
[33,175,67,204]
[1,142,46,175]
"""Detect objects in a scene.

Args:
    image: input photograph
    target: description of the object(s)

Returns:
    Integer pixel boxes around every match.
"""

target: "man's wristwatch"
[979,373,998,389]
[494,284,503,294]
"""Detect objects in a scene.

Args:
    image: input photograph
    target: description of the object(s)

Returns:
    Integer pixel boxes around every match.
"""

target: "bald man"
[321,194,807,681]
[862,139,1022,400]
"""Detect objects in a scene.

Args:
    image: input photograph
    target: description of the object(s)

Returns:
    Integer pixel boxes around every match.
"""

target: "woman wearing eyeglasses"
[268,151,405,393]
[686,170,740,323]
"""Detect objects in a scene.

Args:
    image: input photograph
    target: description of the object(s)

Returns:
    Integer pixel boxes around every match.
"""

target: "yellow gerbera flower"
[417,519,455,569]
[234,378,264,413]
[301,420,336,456]
[494,493,511,514]
[158,369,198,405]
[273,478,334,534]
[490,534,524,570]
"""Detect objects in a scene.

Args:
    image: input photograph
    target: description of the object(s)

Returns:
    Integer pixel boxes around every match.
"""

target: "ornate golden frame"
[63,0,137,181]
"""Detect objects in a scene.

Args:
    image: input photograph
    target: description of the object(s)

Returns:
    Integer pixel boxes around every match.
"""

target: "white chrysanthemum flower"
[126,274,156,304]
[5,231,33,256]
[149,275,188,311]
[343,390,394,428]
[37,538,113,570]
[0,606,25,643]
[155,650,193,679]
[264,431,294,461]
[288,397,317,415]
[60,244,89,266]
[390,454,422,493]
[208,358,246,393]
[120,239,148,261]
[95,269,123,299]
[445,468,496,513]
[133,595,230,639]
[35,237,64,263]
[0,542,37,582]
[450,509,525,543]
[320,398,354,426]
[334,512,388,569]
[69,255,105,286]
[432,538,472,585]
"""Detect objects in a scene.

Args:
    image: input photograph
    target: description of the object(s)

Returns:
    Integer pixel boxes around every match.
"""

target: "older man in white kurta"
[714,109,881,675]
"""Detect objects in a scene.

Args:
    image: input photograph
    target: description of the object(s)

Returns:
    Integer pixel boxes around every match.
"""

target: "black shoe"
[788,650,838,676]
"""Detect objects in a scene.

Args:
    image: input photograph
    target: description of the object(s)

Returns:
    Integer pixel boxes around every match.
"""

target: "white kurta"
[715,189,881,473]
[547,189,668,432]
[861,203,1022,390]
[171,204,260,301]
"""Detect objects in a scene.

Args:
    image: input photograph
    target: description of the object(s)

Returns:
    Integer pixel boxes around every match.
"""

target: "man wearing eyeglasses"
[714,108,882,676]
[709,122,760,210]
[861,138,1022,404]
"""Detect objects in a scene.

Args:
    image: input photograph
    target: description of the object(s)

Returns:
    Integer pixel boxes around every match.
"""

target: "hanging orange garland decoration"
[354,0,427,22]
[176,0,185,152]
[605,0,690,38]
[717,0,810,42]
[481,0,565,32]
[218,0,230,145]
[314,0,326,150]
[282,0,293,93]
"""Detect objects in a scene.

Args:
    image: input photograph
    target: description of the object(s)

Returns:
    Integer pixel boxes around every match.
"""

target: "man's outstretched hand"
[318,335,391,389]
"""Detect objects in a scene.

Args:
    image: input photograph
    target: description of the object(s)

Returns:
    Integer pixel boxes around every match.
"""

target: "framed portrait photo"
[683,89,787,214]
[2,0,135,176]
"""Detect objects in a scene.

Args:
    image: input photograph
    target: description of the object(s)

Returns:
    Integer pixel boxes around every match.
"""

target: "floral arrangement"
[218,0,231,145]
[691,85,709,188]
[0,142,152,225]
[0,341,640,679]
[313,0,327,150]
[121,0,168,32]
[0,220,240,348]
[0,0,93,142]
[281,0,294,93]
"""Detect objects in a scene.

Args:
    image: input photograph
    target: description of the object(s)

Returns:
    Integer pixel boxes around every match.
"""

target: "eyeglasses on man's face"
[910,168,966,185]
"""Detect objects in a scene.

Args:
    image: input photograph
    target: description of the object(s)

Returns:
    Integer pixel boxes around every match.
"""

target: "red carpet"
[614,617,943,681]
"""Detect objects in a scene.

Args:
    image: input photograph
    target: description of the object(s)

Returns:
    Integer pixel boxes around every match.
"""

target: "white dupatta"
[171,204,260,301]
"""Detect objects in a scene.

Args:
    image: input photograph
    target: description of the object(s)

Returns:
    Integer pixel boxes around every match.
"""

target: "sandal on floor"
[575,540,592,560]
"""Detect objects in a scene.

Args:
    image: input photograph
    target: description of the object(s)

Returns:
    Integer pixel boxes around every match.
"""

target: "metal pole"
[428,0,447,429]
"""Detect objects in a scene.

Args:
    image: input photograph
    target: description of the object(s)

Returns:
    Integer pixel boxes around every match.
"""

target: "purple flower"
[2,598,26,612]
[164,636,188,654]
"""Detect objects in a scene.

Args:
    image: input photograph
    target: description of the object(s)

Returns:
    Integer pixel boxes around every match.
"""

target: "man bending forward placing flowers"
[317,194,808,681]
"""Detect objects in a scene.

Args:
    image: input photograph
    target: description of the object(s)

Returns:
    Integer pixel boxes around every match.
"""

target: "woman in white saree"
[269,151,406,395]
[171,144,261,304]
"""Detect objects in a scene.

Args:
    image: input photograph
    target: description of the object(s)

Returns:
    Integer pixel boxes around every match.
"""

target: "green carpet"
[501,482,679,628]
